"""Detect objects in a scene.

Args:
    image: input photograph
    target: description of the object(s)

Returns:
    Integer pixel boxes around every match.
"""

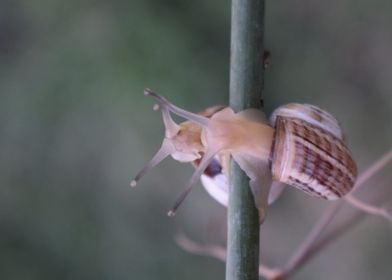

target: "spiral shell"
[270,103,357,200]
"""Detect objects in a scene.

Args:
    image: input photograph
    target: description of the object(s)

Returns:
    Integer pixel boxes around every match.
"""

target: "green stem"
[226,0,266,280]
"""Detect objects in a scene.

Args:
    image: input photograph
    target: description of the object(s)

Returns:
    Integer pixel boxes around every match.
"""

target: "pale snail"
[131,89,357,221]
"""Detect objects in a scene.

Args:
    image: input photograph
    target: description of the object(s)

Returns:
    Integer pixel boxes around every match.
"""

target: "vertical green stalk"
[226,0,266,280]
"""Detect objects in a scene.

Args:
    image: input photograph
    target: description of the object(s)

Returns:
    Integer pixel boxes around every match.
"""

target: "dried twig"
[274,201,343,278]
[341,149,392,222]
[274,148,392,278]
[352,149,392,190]
[344,194,392,223]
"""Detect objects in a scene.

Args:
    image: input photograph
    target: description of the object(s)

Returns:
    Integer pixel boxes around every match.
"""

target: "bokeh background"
[1,0,391,279]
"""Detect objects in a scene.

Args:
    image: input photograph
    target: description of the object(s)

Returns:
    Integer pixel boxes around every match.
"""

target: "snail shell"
[270,103,357,200]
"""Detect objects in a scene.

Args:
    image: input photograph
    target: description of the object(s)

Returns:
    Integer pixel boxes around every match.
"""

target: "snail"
[131,89,357,221]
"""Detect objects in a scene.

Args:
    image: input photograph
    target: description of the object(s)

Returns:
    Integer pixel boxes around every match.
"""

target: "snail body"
[131,89,357,221]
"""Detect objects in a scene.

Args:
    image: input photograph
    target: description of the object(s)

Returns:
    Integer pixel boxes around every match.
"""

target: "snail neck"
[202,108,274,162]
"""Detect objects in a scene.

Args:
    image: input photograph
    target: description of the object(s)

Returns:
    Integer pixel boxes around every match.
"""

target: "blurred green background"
[0,0,391,279]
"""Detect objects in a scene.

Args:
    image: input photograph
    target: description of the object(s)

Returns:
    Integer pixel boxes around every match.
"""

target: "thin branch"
[342,149,392,221]
[352,149,392,189]
[276,148,392,277]
[175,232,226,261]
[344,194,392,223]
[300,179,392,269]
[306,210,366,262]
[277,201,343,278]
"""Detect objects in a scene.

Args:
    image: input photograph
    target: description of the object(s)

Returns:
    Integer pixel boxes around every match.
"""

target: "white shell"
[201,173,228,206]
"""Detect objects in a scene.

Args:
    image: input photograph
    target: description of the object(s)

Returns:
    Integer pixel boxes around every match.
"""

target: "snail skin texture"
[131,89,357,221]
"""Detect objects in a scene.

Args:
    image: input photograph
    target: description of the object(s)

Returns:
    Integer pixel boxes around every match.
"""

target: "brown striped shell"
[270,103,357,200]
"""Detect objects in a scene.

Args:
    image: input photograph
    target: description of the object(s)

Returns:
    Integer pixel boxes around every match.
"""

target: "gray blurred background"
[0,0,391,279]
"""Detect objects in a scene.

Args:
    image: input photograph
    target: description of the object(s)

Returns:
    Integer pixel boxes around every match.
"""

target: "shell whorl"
[270,103,357,200]
[270,103,344,140]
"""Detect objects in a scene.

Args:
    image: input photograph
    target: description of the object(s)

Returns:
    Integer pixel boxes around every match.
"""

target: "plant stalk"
[226,0,266,280]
